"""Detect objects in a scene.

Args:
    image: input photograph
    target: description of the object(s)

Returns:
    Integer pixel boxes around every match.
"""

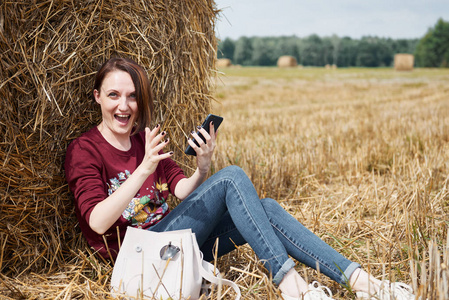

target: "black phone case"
[185,114,223,156]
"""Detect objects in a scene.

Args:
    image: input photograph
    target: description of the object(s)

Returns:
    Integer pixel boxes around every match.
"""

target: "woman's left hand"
[188,121,217,174]
[174,121,217,200]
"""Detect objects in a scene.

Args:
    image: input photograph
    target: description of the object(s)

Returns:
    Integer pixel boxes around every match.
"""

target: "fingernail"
[156,124,160,128]
[191,131,195,135]
[197,125,201,130]
[165,138,169,143]
[169,151,174,155]
[161,131,166,136]
[211,121,214,125]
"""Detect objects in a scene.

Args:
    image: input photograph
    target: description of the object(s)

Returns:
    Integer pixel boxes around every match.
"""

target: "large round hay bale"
[0,0,218,275]
[216,58,232,68]
[394,54,414,71]
[277,55,297,68]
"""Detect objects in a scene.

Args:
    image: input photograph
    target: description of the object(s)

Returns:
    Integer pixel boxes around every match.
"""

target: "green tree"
[300,34,324,66]
[234,37,253,66]
[336,37,357,67]
[321,36,335,65]
[377,38,393,67]
[392,38,419,54]
[356,36,392,67]
[252,37,272,66]
[415,18,449,67]
[217,37,235,60]
[330,34,341,66]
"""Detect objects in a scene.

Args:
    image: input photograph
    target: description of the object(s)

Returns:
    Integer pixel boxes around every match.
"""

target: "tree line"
[217,18,449,68]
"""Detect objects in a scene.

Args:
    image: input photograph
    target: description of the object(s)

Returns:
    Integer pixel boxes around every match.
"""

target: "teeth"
[116,114,130,118]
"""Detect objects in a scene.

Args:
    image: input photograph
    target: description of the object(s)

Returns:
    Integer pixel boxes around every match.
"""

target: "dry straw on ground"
[394,53,414,71]
[2,65,449,299]
[212,67,449,299]
[277,55,297,68]
[0,0,218,280]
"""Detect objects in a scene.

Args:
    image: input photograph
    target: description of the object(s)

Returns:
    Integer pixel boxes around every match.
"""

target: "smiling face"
[94,70,138,149]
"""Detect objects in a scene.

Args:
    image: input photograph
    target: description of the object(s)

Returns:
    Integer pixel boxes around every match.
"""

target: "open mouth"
[115,114,131,124]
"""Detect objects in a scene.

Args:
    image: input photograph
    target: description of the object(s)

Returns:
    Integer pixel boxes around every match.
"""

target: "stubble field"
[1,67,448,299]
[210,67,449,299]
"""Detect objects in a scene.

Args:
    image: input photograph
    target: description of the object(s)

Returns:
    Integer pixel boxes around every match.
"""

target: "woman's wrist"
[198,166,208,175]
[135,161,155,178]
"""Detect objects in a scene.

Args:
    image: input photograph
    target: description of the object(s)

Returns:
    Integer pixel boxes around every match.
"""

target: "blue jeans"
[150,166,360,285]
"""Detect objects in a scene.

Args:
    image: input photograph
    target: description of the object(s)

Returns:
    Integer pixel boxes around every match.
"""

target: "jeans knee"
[219,165,247,181]
[260,198,279,211]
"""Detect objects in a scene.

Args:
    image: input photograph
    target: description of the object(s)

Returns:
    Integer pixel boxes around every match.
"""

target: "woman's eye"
[129,94,137,100]
[108,92,118,99]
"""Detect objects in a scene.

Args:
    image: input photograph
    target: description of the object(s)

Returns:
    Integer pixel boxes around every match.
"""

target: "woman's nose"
[118,96,129,110]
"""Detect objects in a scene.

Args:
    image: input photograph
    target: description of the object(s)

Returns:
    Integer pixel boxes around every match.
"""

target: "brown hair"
[93,57,153,134]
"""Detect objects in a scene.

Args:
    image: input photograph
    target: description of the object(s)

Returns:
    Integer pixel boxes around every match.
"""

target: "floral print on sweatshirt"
[107,171,169,226]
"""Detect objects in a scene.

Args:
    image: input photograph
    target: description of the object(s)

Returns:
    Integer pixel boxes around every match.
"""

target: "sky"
[214,0,449,40]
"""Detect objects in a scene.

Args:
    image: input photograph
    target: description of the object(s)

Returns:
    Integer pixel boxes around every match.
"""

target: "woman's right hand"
[141,125,173,176]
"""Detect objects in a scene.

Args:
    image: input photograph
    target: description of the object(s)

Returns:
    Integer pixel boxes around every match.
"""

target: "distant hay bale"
[277,55,297,68]
[332,64,338,69]
[216,58,232,68]
[394,54,414,71]
[325,64,331,69]
[0,0,218,276]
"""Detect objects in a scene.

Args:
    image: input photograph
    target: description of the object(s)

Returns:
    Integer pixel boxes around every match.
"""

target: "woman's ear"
[93,89,101,104]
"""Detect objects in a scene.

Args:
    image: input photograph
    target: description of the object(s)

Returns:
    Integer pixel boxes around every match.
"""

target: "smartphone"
[185,114,223,156]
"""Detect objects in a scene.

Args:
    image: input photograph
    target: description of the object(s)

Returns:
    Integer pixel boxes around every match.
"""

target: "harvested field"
[211,67,449,299]
[1,67,449,299]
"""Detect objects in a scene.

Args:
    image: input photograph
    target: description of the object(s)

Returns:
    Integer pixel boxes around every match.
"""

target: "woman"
[65,57,415,300]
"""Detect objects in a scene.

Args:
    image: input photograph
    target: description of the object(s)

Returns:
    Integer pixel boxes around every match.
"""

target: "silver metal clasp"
[160,241,180,260]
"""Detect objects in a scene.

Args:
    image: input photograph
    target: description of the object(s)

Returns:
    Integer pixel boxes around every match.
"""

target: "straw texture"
[0,0,218,276]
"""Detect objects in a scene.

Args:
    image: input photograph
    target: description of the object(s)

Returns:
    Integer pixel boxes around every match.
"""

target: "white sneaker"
[356,281,415,300]
[282,281,334,300]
